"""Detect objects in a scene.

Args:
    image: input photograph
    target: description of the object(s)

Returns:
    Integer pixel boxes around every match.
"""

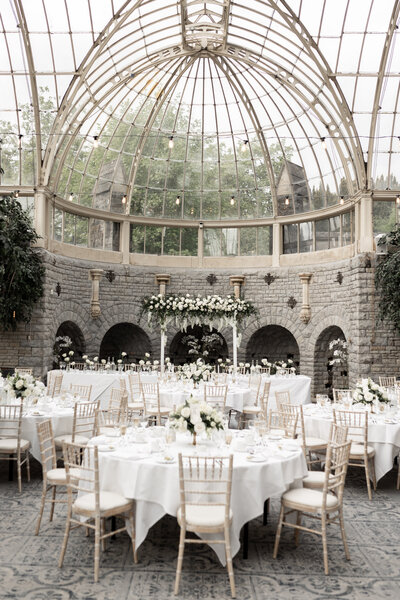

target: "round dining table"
[88,429,308,565]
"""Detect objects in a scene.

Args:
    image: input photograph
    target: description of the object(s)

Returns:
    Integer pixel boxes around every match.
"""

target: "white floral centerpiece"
[178,358,212,384]
[4,371,45,400]
[169,396,224,445]
[353,378,389,406]
[329,338,348,369]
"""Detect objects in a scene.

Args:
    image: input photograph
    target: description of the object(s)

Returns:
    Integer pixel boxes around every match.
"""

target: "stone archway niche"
[246,325,300,367]
[55,321,86,360]
[314,325,347,397]
[169,326,228,366]
[99,322,151,362]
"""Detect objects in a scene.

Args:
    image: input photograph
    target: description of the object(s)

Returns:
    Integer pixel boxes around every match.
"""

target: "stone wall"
[1,249,399,397]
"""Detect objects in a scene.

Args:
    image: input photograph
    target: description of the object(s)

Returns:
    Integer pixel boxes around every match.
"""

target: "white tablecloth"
[21,406,74,462]
[49,370,129,407]
[303,404,400,481]
[92,432,307,564]
[158,384,251,412]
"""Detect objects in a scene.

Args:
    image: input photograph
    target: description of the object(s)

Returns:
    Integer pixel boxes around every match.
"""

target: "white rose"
[15,380,24,389]
[181,407,190,418]
[101,359,106,364]
[117,359,122,364]
[68,351,74,356]
[121,352,127,357]
[194,422,206,434]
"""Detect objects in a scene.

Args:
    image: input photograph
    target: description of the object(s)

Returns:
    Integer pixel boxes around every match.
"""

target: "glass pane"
[222,228,238,256]
[181,228,198,256]
[283,224,298,254]
[315,219,329,251]
[240,228,257,256]
[130,225,145,253]
[63,212,75,244]
[258,226,273,255]
[163,227,180,255]
[75,215,88,246]
[204,229,221,256]
[53,207,62,242]
[329,216,341,248]
[373,201,397,234]
[299,221,313,253]
[342,212,351,245]
[145,226,162,254]
[90,219,104,249]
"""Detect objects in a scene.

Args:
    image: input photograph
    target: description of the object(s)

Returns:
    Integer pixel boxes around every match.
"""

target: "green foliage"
[0,197,45,330]
[375,224,400,333]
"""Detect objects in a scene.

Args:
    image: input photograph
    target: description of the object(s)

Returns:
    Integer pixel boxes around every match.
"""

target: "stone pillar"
[89,269,104,319]
[272,222,281,267]
[121,220,130,264]
[155,274,171,296]
[34,190,48,249]
[229,276,245,299]
[299,273,312,324]
[198,226,204,267]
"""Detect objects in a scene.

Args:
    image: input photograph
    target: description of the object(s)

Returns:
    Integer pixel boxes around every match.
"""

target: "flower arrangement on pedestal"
[169,396,224,444]
[177,359,212,384]
[260,358,295,375]
[353,378,389,406]
[329,339,348,372]
[141,293,257,332]
[4,371,45,399]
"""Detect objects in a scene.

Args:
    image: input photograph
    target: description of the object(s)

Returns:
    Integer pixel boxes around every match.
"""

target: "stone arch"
[55,321,86,357]
[169,326,229,365]
[246,325,300,366]
[47,300,92,370]
[313,325,347,397]
[99,322,152,362]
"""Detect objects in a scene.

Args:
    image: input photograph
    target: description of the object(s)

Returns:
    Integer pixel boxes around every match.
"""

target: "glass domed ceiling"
[1,0,400,219]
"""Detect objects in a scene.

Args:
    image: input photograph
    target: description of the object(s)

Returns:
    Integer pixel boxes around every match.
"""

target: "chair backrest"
[72,400,99,442]
[329,422,348,446]
[279,402,304,439]
[49,373,63,397]
[140,382,160,418]
[96,408,124,434]
[322,440,351,508]
[72,363,86,371]
[249,372,261,390]
[36,419,57,474]
[15,368,33,375]
[119,377,127,391]
[275,390,290,411]
[107,387,128,411]
[259,367,270,375]
[69,384,92,402]
[332,388,352,404]
[203,384,227,410]
[177,454,233,526]
[129,372,142,402]
[213,372,227,384]
[63,441,99,511]
[379,376,396,388]
[333,409,368,447]
[268,410,298,438]
[258,381,271,416]
[0,403,23,444]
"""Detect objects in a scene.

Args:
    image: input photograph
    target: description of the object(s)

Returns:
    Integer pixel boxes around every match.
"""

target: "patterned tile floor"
[0,459,399,599]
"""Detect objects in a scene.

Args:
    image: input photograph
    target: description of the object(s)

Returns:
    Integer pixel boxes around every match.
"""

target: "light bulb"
[122,194,127,205]
[321,137,327,151]
[176,195,181,205]
[14,190,19,198]
[93,136,99,148]
[68,192,74,202]
[284,196,290,206]
[340,196,344,205]
[241,140,249,153]
[230,196,235,206]
[169,136,174,149]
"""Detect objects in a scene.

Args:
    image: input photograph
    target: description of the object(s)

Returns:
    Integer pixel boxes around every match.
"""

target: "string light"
[122,194,127,205]
[340,196,344,205]
[93,135,99,148]
[241,140,249,152]
[321,137,327,150]
[68,192,74,201]
[230,195,235,205]
[284,196,290,205]
[396,195,400,205]
[175,195,180,205]
[14,190,19,198]
[168,136,174,149]
[18,134,23,147]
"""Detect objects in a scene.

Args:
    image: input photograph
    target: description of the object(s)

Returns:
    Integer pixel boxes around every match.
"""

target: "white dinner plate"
[157,457,176,464]
[98,445,116,452]
[246,455,267,462]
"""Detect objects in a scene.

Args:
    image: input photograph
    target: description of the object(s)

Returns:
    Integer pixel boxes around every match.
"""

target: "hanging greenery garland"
[375,224,400,334]
[0,197,45,330]
[141,293,257,333]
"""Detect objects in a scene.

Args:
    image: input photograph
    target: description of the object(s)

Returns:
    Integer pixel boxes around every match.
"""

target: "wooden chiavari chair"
[69,384,92,401]
[59,442,137,582]
[280,403,328,468]
[48,373,63,397]
[332,388,352,404]
[96,408,125,436]
[379,376,397,388]
[140,382,169,426]
[0,402,30,492]
[203,384,228,411]
[267,410,298,439]
[273,439,352,575]
[302,423,348,489]
[54,400,99,449]
[107,387,128,412]
[128,373,144,412]
[35,419,80,534]
[333,409,376,500]
[174,454,235,598]
[239,381,271,429]
[275,390,291,411]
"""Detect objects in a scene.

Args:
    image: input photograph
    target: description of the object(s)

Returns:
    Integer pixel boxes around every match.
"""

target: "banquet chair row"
[379,376,397,388]
[0,401,30,492]
[14,367,33,375]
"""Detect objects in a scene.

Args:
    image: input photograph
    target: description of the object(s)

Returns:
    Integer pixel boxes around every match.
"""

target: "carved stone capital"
[298,272,312,324]
[89,269,103,319]
[229,276,245,299]
[155,274,171,296]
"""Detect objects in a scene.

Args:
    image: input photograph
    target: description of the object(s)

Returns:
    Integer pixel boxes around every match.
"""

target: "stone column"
[272,222,281,267]
[89,269,104,319]
[299,273,312,324]
[229,276,245,299]
[34,190,48,249]
[358,194,374,253]
[121,220,130,264]
[155,274,171,296]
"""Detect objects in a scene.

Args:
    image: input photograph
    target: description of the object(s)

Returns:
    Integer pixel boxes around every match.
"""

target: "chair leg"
[101,519,106,551]
[94,517,101,583]
[321,512,329,575]
[59,507,72,568]
[364,458,373,500]
[294,511,301,546]
[224,525,236,599]
[397,460,400,490]
[17,453,22,493]
[370,458,377,491]
[273,503,285,559]
[35,484,48,535]
[26,450,30,482]
[339,508,350,561]
[49,486,56,522]
[129,509,138,564]
[174,527,186,595]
